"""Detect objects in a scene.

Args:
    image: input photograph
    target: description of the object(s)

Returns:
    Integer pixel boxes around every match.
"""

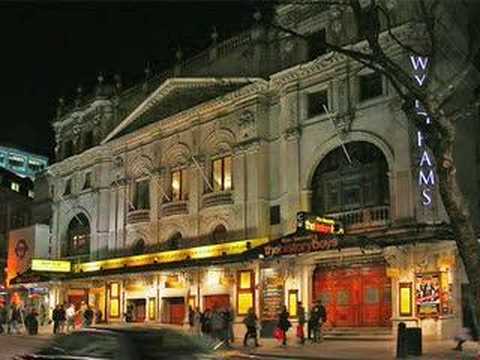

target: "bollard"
[396,322,407,359]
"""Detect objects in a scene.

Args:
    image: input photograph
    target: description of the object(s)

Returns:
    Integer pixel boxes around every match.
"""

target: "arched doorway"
[65,213,90,257]
[311,141,390,224]
[211,224,227,244]
[310,142,391,327]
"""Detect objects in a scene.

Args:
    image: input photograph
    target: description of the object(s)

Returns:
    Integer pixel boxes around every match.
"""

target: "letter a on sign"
[419,151,433,167]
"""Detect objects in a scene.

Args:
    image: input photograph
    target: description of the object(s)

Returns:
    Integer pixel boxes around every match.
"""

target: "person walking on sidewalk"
[297,302,306,344]
[193,307,202,335]
[83,305,94,327]
[66,304,76,332]
[278,306,291,346]
[243,307,259,347]
[308,305,320,342]
[25,308,39,335]
[317,300,327,342]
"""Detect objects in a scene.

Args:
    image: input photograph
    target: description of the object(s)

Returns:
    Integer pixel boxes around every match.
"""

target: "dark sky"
[0,1,262,161]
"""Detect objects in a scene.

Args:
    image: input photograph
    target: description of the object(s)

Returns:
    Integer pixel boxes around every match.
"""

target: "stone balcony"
[127,209,151,224]
[161,201,189,217]
[326,205,390,231]
[201,191,233,209]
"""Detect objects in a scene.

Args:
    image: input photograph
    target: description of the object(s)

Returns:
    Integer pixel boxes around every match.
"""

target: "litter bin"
[405,327,422,356]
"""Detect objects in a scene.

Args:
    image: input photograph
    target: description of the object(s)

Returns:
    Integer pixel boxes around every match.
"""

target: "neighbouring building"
[10,2,480,340]
[0,144,48,180]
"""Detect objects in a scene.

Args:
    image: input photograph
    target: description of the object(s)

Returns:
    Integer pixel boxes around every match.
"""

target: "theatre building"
[14,2,480,340]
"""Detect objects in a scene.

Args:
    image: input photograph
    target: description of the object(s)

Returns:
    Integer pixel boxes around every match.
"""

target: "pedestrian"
[225,305,235,343]
[221,306,233,348]
[66,304,76,332]
[83,305,94,327]
[454,302,479,351]
[210,308,225,342]
[243,307,259,347]
[278,305,291,346]
[193,307,202,335]
[25,308,39,335]
[58,305,66,334]
[317,300,327,342]
[52,305,60,334]
[201,309,211,336]
[188,306,195,334]
[95,309,103,324]
[10,304,23,335]
[297,301,306,344]
[308,305,320,342]
[39,303,48,327]
[0,303,7,335]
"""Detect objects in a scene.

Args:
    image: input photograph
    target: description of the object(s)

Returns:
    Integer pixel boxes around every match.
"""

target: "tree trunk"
[434,128,480,336]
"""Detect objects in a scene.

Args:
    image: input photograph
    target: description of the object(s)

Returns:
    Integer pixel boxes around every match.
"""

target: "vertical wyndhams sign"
[410,56,435,206]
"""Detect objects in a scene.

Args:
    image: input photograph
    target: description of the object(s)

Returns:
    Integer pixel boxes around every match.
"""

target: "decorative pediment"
[103,77,265,143]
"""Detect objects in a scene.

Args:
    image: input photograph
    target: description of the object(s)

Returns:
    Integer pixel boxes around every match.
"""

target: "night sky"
[0,1,263,161]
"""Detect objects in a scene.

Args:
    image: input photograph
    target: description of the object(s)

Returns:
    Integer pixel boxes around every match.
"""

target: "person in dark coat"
[83,305,94,327]
[243,307,259,347]
[308,305,320,341]
[278,306,291,346]
[25,309,39,335]
[52,305,60,334]
[201,309,212,335]
[317,300,327,342]
[297,302,306,344]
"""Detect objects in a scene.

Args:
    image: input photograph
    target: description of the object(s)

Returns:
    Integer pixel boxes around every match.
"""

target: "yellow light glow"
[238,292,253,315]
[75,237,269,273]
[32,259,71,273]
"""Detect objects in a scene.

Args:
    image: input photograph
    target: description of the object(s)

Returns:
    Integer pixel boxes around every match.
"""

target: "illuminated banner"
[296,212,344,235]
[32,259,71,273]
[264,233,338,257]
[75,237,269,273]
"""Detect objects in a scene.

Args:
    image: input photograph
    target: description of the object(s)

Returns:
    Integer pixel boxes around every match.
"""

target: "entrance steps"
[323,327,393,341]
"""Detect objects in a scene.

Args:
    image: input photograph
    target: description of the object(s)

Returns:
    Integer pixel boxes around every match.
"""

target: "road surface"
[0,334,51,360]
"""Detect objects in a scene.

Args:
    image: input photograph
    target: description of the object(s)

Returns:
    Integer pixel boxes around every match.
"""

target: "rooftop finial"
[176,46,183,62]
[97,73,104,84]
[253,9,262,22]
[114,73,122,91]
[75,85,83,107]
[211,26,219,43]
[144,61,151,78]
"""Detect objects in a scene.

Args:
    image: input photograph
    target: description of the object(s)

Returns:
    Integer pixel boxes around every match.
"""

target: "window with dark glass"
[312,142,389,215]
[171,169,188,201]
[307,90,328,118]
[64,140,74,158]
[211,224,227,244]
[63,179,72,196]
[83,131,94,150]
[308,29,327,61]
[212,156,232,192]
[8,156,25,168]
[0,153,4,163]
[134,179,150,210]
[28,161,44,172]
[270,205,281,225]
[82,172,92,190]
[359,72,383,101]
[66,213,90,257]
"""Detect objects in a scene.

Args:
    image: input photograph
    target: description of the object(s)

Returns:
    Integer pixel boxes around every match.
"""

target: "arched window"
[132,239,145,255]
[167,232,182,250]
[66,213,90,257]
[311,141,389,215]
[211,224,227,244]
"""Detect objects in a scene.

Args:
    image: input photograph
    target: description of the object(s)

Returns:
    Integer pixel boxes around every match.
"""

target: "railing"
[217,31,252,58]
[161,201,188,217]
[202,191,233,208]
[127,209,151,224]
[326,205,390,230]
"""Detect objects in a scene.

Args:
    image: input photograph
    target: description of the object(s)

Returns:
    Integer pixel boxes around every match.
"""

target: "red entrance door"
[313,265,391,327]
[166,298,185,325]
[203,295,230,311]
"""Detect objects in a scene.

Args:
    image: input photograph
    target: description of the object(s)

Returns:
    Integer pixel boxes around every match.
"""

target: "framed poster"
[415,273,441,317]
[288,290,298,317]
[399,283,412,316]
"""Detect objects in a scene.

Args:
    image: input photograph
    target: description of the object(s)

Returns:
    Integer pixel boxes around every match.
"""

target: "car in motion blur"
[13,327,222,360]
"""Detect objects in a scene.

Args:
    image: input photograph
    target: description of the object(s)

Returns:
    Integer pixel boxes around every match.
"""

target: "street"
[0,334,50,360]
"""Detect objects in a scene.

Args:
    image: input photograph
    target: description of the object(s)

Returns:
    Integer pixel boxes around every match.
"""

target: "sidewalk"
[232,338,480,360]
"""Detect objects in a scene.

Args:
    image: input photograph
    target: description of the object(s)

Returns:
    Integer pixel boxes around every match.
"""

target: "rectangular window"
[212,156,232,192]
[134,179,150,209]
[64,140,74,158]
[148,298,156,320]
[84,131,94,150]
[288,290,298,318]
[270,205,281,225]
[359,72,383,102]
[237,270,254,315]
[11,182,20,192]
[63,179,72,196]
[0,153,4,163]
[82,172,92,190]
[307,90,328,118]
[399,282,412,316]
[171,169,188,201]
[308,29,327,60]
[27,160,44,172]
[9,156,25,168]
[109,283,120,319]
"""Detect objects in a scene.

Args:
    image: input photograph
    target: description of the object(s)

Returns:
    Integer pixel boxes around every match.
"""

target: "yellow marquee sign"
[32,259,72,273]
[75,237,269,273]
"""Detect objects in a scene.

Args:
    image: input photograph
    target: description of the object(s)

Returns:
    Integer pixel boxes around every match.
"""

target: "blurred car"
[13,327,222,360]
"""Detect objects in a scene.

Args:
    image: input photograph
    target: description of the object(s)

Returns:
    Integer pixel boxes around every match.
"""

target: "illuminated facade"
[18,2,480,340]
